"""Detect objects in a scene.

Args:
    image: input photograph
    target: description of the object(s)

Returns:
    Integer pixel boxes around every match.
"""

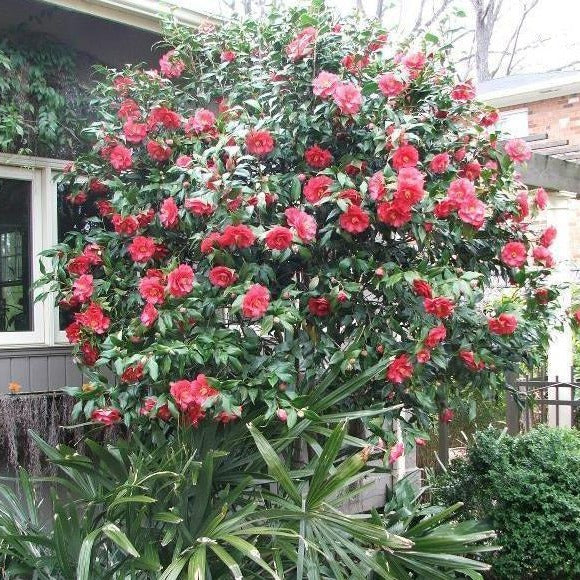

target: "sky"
[195,0,580,79]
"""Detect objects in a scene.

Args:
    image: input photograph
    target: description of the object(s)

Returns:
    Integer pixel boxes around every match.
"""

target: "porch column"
[546,191,574,427]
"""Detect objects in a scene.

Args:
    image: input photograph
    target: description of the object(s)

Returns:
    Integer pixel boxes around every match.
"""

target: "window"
[497,108,529,138]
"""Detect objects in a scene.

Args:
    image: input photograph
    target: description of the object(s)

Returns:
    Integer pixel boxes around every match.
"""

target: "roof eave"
[479,78,580,108]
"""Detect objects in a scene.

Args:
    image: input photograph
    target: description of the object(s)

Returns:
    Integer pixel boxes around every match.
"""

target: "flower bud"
[276,408,287,422]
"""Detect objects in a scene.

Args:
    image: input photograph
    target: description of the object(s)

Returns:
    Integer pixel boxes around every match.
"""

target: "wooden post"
[506,370,520,435]
[437,418,449,469]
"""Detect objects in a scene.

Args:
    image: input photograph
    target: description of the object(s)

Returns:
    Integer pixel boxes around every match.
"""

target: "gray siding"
[0,347,82,394]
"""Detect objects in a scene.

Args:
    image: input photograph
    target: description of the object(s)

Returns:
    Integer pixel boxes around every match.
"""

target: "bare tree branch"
[505,0,539,75]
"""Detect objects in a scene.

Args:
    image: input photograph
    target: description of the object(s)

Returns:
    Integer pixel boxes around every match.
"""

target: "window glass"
[0,178,32,332]
[498,109,529,138]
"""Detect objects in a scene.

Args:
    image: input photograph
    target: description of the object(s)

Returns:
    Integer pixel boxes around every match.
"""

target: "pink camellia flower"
[285,26,317,61]
[201,232,222,254]
[242,284,270,319]
[108,144,133,171]
[219,224,256,249]
[312,71,340,98]
[208,266,237,288]
[245,129,275,156]
[72,274,94,303]
[415,437,427,446]
[128,236,156,263]
[460,160,482,181]
[185,109,216,134]
[184,199,213,218]
[304,145,333,169]
[424,296,455,319]
[76,302,110,334]
[447,178,476,204]
[265,226,294,250]
[394,167,425,206]
[170,374,219,411]
[176,155,193,168]
[147,141,172,162]
[303,175,333,204]
[391,144,419,171]
[429,152,450,174]
[159,197,179,229]
[118,98,140,120]
[123,119,148,143]
[574,311,580,324]
[377,72,406,97]
[501,241,527,268]
[504,139,532,163]
[83,243,103,266]
[285,208,317,242]
[425,325,446,348]
[342,53,369,74]
[386,354,413,383]
[401,51,426,71]
[308,296,331,316]
[451,81,475,102]
[458,197,486,229]
[92,408,122,425]
[535,187,548,210]
[368,171,386,200]
[166,264,195,297]
[388,441,405,464]
[532,246,554,268]
[377,200,412,228]
[159,50,185,78]
[140,303,159,326]
[140,396,157,416]
[277,408,288,422]
[488,313,518,335]
[139,276,165,305]
[113,76,134,95]
[515,191,530,222]
[416,349,431,363]
[480,110,499,127]
[539,225,557,247]
[220,50,236,62]
[440,408,454,423]
[332,82,363,115]
[339,205,370,234]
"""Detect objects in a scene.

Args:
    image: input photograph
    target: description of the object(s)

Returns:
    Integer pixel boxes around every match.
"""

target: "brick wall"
[501,94,580,144]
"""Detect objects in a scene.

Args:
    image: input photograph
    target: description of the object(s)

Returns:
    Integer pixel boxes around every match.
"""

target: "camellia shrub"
[39,5,558,444]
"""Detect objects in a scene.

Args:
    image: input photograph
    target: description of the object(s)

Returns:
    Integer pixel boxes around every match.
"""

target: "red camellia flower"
[429,152,450,174]
[535,187,548,210]
[67,255,92,276]
[140,396,157,416]
[488,313,518,335]
[532,246,554,268]
[121,363,144,383]
[451,81,475,102]
[166,264,195,297]
[285,207,317,242]
[159,50,185,78]
[416,349,431,363]
[539,226,557,247]
[339,204,370,234]
[424,296,454,318]
[159,197,179,229]
[391,144,419,170]
[459,350,485,371]
[72,274,94,303]
[220,50,236,62]
[128,236,156,263]
[304,145,333,169]
[501,241,527,268]
[377,200,412,227]
[308,296,331,316]
[460,160,482,181]
[170,374,219,411]
[140,303,158,326]
[185,198,215,216]
[117,98,139,119]
[574,311,580,324]
[201,232,222,254]
[242,284,270,319]
[108,144,133,171]
[265,225,294,250]
[147,140,173,162]
[185,108,216,133]
[65,321,82,343]
[514,191,530,222]
[123,119,148,143]
[77,302,110,334]
[185,405,206,427]
[504,139,532,163]
[220,224,256,249]
[388,441,405,464]
[342,53,369,73]
[332,82,362,115]
[285,26,317,61]
[81,342,99,366]
[245,129,275,156]
[425,324,446,348]
[377,72,406,97]
[368,171,386,200]
[401,51,426,70]
[91,408,122,425]
[386,353,413,383]
[434,198,457,219]
[303,175,333,204]
[139,276,165,305]
[112,214,139,236]
[83,243,103,266]
[147,106,181,129]
[394,167,425,205]
[208,266,237,288]
[312,71,340,98]
[413,279,433,298]
[480,110,499,127]
[440,407,454,423]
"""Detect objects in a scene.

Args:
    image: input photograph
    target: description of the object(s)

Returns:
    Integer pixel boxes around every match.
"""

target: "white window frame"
[0,154,70,348]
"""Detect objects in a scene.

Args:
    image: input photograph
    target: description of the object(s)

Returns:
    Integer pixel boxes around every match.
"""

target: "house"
[0,0,217,394]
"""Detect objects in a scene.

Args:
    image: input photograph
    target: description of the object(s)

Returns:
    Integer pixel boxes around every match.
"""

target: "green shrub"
[430,425,580,579]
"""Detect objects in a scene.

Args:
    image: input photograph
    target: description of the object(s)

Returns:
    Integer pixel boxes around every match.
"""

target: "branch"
[505,0,539,75]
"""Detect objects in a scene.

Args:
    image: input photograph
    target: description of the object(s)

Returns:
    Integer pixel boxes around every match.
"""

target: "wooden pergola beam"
[523,133,548,142]
[530,139,569,151]
[519,153,580,194]
[534,144,580,156]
